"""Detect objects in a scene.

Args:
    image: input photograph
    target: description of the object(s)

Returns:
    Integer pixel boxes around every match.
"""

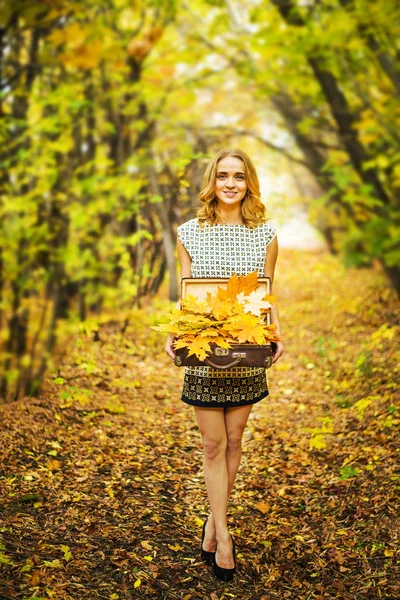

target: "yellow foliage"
[47,23,103,70]
[152,271,281,359]
[59,39,102,70]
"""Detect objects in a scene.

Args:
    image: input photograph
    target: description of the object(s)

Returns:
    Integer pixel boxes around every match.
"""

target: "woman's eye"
[237,175,245,180]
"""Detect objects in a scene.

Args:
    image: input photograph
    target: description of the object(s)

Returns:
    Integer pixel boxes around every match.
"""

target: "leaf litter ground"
[0,248,399,600]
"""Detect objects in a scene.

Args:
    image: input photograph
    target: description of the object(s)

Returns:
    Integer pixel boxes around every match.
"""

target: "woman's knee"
[226,430,243,455]
[202,435,227,461]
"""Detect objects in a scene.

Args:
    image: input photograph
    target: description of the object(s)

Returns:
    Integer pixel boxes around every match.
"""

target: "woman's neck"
[216,205,244,225]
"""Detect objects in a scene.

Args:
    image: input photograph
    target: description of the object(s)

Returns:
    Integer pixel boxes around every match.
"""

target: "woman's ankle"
[215,527,231,543]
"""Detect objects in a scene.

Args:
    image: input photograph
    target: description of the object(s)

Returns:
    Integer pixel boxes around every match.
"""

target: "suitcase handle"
[205,357,242,369]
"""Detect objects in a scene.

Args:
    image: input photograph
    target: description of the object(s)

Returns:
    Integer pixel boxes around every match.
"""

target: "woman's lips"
[224,192,237,197]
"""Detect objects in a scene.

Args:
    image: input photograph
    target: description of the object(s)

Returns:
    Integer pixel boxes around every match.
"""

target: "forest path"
[1,248,399,600]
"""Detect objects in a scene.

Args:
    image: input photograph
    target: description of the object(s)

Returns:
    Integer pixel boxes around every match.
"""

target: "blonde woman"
[166,149,283,581]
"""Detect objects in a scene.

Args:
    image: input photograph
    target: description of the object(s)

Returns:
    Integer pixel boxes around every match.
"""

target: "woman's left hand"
[272,341,284,364]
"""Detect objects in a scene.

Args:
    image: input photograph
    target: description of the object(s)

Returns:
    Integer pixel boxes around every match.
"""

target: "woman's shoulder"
[256,219,277,233]
[178,217,199,231]
[177,218,199,242]
[256,220,277,247]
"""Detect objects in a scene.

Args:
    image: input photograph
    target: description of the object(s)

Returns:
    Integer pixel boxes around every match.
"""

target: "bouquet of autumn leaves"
[153,271,281,360]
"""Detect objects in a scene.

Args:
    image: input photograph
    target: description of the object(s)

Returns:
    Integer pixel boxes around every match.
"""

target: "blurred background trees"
[1,0,399,399]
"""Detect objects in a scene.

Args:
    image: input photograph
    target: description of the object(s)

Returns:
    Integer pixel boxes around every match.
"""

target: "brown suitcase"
[173,277,276,370]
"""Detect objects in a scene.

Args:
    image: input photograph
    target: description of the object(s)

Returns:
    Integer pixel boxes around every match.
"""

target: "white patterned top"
[177,217,277,378]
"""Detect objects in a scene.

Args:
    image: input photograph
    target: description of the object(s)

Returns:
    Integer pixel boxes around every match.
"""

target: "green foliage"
[1,0,399,400]
[339,465,359,480]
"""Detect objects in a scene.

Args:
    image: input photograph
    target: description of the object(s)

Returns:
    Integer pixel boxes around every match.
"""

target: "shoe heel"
[201,517,215,565]
[213,535,236,582]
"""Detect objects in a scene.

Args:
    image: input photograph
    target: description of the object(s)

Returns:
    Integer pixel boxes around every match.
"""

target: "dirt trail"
[1,248,399,600]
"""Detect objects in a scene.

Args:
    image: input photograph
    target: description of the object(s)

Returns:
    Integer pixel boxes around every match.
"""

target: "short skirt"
[181,368,269,408]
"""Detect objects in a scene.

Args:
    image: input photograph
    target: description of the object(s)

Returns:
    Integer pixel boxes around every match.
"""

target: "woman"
[165,149,283,581]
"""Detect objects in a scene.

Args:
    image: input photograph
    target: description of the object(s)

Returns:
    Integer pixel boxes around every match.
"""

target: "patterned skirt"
[181,367,269,408]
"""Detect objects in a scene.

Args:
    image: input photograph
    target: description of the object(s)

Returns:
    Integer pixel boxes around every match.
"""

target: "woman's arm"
[165,236,192,360]
[177,236,193,279]
[263,236,283,363]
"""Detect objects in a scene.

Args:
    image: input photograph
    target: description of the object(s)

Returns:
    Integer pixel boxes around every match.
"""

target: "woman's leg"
[204,404,254,562]
[194,407,234,568]
[224,404,253,497]
[194,404,254,568]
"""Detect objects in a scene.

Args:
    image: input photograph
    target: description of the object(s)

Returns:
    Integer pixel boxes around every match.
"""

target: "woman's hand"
[272,341,284,364]
[165,333,176,361]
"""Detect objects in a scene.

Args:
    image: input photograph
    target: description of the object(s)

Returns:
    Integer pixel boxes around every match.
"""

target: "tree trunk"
[148,165,178,301]
[271,0,391,212]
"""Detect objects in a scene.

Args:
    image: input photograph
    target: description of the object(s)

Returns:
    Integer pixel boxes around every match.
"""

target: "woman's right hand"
[165,333,176,361]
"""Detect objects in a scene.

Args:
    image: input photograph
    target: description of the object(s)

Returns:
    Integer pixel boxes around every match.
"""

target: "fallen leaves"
[46,459,61,471]
[256,501,271,514]
[0,249,398,600]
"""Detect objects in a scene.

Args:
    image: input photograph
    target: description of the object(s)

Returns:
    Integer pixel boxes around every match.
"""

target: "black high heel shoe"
[201,517,216,565]
[213,535,236,582]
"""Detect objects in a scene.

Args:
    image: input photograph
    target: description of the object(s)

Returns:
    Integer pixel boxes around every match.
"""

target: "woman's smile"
[214,156,248,207]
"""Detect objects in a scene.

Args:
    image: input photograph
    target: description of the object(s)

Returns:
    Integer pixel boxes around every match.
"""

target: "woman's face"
[214,156,248,207]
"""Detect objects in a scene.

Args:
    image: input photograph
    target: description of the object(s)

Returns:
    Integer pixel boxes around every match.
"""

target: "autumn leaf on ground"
[256,501,271,514]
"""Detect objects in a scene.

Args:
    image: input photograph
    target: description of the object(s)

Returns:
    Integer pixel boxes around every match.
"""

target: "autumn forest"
[0,0,399,599]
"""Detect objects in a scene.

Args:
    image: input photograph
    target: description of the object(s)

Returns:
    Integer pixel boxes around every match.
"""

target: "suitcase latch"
[232,352,246,358]
[215,347,229,356]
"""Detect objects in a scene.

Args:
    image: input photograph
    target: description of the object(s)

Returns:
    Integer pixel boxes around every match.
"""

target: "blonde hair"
[197,149,267,228]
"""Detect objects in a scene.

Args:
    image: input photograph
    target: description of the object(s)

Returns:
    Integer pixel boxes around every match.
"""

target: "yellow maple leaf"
[263,323,281,341]
[226,314,266,344]
[185,337,212,360]
[173,336,193,349]
[212,296,243,320]
[217,271,259,301]
[217,273,239,301]
[181,294,210,315]
[198,328,220,337]
[263,294,276,305]
[237,271,260,295]
[237,288,273,316]
[212,337,233,349]
[174,314,215,332]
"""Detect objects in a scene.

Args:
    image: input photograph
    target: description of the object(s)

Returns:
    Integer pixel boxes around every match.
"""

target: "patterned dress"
[177,217,277,408]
